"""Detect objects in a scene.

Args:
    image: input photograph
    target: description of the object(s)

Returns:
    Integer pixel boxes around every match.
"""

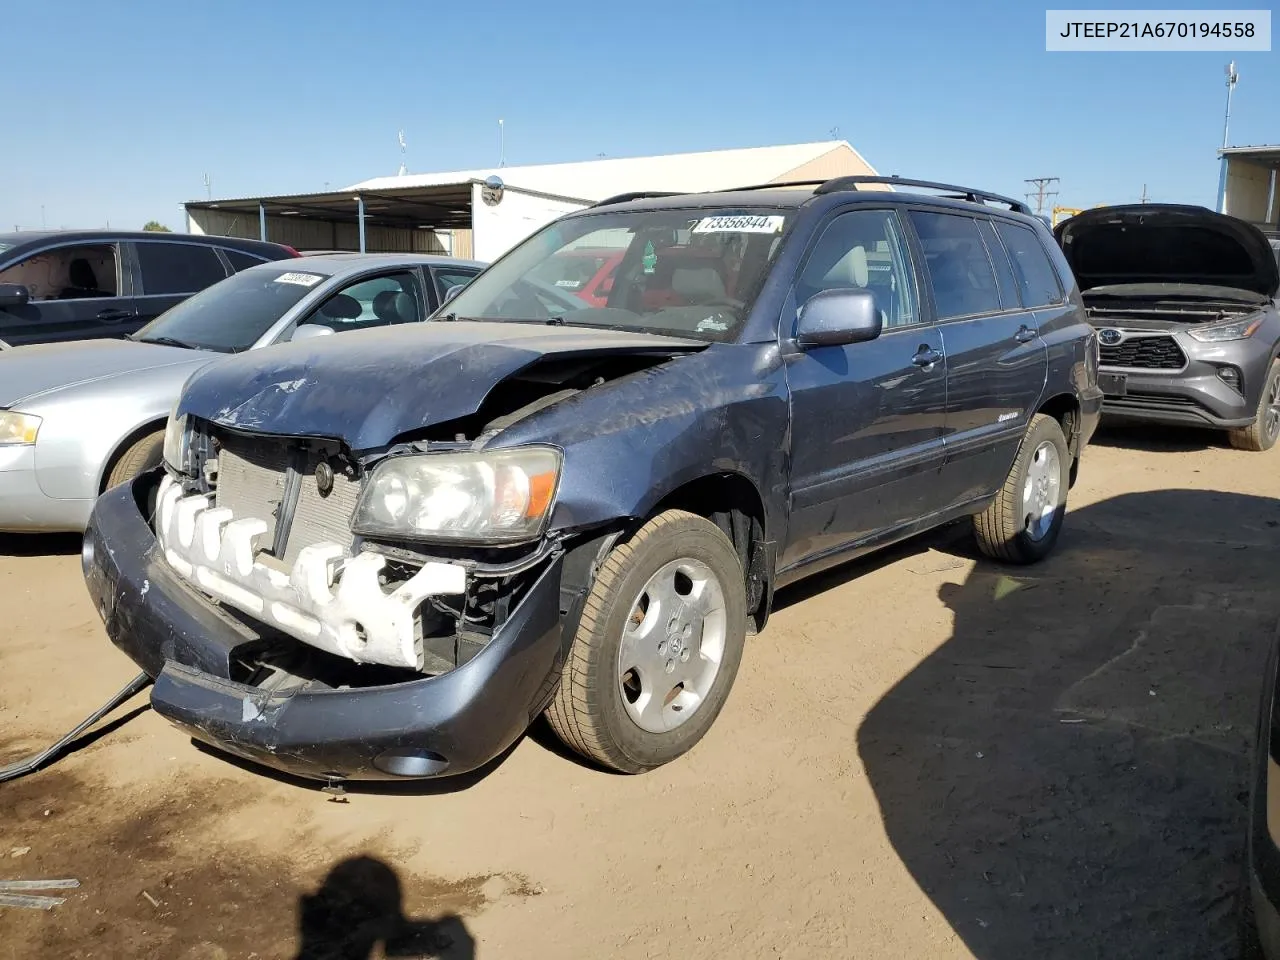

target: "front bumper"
[82,474,566,781]
[0,444,92,533]
[1097,344,1265,430]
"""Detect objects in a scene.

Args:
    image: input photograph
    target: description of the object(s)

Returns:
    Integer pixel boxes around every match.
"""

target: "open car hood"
[177,321,705,452]
[1054,204,1280,298]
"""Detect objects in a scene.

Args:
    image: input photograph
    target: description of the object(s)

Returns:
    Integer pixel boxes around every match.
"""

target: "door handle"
[912,345,943,368]
[96,308,132,322]
[1015,324,1037,343]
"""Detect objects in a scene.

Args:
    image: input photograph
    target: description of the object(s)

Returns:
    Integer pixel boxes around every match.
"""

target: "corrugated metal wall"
[187,208,447,253]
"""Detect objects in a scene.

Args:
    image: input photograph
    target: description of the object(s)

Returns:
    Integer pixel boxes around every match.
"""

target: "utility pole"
[202,173,212,201]
[498,119,505,168]
[1024,177,1060,216]
[1140,183,1150,204]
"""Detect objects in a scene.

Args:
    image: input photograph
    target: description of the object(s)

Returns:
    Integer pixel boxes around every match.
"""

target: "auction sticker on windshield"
[692,215,785,234]
[273,272,325,287]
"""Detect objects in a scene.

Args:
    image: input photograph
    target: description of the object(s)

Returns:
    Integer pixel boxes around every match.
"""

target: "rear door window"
[136,242,229,295]
[995,222,1064,307]
[909,212,1002,320]
[431,267,482,303]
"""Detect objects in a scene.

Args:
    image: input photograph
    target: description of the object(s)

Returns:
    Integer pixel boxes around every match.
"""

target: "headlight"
[1187,316,1263,343]
[162,409,189,473]
[352,447,562,543]
[0,410,41,445]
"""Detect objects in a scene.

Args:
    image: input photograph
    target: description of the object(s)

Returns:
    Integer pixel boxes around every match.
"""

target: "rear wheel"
[545,510,747,773]
[973,414,1070,565]
[1229,360,1280,452]
[104,430,164,491]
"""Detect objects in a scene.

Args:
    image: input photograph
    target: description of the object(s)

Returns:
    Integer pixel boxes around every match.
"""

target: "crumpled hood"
[1054,204,1280,297]
[0,338,205,408]
[177,321,704,451]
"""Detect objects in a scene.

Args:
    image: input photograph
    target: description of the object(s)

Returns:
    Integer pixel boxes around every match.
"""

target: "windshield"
[133,266,330,352]
[443,209,791,340]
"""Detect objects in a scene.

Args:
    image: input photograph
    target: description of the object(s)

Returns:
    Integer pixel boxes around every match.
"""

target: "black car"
[1054,206,1280,450]
[82,176,1103,783]
[0,230,298,346]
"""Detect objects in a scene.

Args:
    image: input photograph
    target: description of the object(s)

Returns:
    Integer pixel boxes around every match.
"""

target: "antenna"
[202,173,212,201]
[498,119,505,168]
[397,129,407,176]
[1024,177,1060,216]
[1222,61,1239,150]
[1140,183,1150,204]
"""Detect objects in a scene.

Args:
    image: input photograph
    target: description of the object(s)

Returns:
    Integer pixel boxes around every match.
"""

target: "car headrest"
[826,245,869,288]
[372,289,413,324]
[671,267,726,301]
[320,293,362,320]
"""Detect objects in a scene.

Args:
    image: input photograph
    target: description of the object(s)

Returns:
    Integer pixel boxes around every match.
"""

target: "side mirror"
[289,323,335,342]
[796,288,882,348]
[0,283,31,309]
[442,284,466,305]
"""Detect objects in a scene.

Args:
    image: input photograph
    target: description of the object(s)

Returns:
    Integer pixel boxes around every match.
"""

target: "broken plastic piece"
[155,476,467,671]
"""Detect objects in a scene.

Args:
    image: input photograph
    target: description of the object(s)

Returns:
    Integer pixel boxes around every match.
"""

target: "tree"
[142,221,171,232]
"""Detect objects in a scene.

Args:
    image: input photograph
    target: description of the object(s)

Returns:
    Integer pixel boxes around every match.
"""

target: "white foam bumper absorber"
[155,475,467,672]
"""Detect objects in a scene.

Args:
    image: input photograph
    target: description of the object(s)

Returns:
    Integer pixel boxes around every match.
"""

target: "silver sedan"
[0,252,484,532]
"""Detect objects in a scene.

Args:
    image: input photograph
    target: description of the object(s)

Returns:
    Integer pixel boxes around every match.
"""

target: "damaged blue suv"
[82,176,1102,782]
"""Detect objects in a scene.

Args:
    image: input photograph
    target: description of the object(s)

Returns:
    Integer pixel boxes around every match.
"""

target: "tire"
[104,430,164,491]
[1229,360,1280,452]
[973,413,1070,565]
[545,510,748,774]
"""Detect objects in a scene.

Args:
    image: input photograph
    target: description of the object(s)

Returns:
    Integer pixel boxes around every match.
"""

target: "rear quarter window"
[223,249,269,273]
[995,222,1064,308]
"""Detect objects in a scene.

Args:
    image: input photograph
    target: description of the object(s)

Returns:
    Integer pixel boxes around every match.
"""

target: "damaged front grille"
[210,428,361,563]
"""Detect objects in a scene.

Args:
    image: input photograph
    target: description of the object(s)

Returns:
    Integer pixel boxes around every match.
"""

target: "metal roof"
[348,140,870,199]
[1220,144,1280,165]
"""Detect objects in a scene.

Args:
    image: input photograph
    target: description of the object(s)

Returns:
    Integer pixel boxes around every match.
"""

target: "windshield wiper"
[136,335,196,349]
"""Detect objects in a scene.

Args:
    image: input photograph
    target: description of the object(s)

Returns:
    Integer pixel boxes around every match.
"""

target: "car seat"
[60,258,108,299]
[822,245,889,327]
[372,290,416,325]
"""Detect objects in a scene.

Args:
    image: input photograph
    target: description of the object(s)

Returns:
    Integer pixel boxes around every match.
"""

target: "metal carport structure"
[184,180,592,259]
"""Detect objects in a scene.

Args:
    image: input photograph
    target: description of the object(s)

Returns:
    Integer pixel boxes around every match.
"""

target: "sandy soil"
[2,424,1278,960]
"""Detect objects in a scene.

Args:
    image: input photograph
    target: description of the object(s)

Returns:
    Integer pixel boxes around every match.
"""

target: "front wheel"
[1229,360,1280,452]
[973,414,1070,565]
[545,510,748,774]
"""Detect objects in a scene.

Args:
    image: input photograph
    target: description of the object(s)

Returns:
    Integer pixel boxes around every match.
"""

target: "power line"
[1024,177,1059,216]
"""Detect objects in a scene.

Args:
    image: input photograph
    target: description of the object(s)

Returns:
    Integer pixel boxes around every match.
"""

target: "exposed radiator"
[212,430,361,563]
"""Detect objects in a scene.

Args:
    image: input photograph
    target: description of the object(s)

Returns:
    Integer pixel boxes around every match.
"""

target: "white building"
[1218,144,1280,233]
[184,140,877,261]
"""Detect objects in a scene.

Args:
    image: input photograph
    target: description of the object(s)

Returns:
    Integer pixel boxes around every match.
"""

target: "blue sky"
[2,0,1275,230]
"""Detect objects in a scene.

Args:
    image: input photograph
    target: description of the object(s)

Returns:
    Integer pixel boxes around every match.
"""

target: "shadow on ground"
[296,855,474,959]
[858,489,1280,959]
[0,531,81,557]
[1090,422,1230,453]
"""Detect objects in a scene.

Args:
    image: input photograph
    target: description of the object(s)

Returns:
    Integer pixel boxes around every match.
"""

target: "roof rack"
[590,191,683,208]
[814,176,1033,215]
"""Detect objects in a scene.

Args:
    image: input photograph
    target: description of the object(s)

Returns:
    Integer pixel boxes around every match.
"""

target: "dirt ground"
[3,424,1279,960]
